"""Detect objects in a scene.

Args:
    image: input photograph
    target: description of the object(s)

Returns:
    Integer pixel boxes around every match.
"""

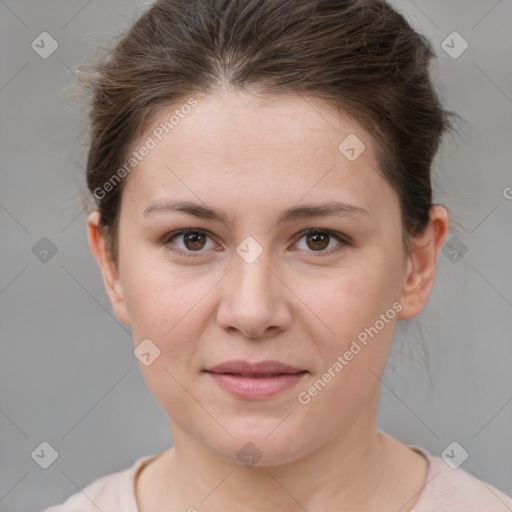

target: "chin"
[206,423,312,468]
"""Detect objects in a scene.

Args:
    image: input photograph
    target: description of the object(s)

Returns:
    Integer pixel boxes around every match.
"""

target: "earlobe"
[397,206,450,320]
[87,211,131,325]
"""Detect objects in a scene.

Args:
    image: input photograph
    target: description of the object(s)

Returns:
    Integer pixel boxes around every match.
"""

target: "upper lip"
[205,360,306,375]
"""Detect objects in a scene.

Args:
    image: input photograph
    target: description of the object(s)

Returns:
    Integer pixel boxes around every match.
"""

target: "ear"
[397,205,450,320]
[87,210,130,324]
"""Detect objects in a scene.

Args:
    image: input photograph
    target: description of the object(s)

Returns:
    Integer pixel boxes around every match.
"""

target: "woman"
[45,0,512,510]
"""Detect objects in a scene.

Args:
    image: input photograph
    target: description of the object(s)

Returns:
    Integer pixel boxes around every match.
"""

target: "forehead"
[121,89,397,220]
[146,89,376,162]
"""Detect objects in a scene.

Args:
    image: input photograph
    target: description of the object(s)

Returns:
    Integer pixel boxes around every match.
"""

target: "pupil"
[308,232,328,250]
[185,232,205,250]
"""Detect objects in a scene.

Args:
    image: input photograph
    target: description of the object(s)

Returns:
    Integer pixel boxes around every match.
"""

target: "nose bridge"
[217,244,290,337]
[234,248,274,302]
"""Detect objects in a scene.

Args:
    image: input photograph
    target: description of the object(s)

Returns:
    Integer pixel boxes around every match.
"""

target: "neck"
[162,392,390,510]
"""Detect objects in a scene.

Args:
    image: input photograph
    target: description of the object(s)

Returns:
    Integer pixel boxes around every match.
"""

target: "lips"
[204,360,308,399]
[205,360,306,376]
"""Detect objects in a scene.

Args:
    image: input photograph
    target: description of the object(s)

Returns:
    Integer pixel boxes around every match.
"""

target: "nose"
[216,251,292,339]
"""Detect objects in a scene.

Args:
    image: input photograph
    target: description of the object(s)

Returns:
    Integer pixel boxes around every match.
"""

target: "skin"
[88,88,449,511]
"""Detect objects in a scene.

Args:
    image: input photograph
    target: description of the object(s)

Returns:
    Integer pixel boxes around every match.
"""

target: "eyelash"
[161,227,351,259]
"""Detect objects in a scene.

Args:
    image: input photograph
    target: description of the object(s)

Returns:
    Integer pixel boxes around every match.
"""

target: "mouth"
[214,372,304,378]
[204,360,308,399]
[205,360,306,375]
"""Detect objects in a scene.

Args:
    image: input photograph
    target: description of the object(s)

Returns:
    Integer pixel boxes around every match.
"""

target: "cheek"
[292,265,398,434]
[291,251,402,412]
[121,250,209,338]
[301,253,402,348]
[121,258,224,403]
[122,262,214,416]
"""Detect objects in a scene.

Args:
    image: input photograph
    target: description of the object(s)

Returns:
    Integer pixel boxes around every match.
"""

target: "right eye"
[162,228,220,257]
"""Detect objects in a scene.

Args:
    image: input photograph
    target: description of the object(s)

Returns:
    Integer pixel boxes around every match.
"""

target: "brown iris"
[305,231,329,251]
[183,231,207,250]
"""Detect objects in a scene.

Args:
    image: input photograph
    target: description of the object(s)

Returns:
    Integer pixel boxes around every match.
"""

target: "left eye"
[293,229,347,254]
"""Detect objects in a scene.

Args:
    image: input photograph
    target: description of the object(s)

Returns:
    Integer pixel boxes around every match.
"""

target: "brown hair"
[75,0,458,265]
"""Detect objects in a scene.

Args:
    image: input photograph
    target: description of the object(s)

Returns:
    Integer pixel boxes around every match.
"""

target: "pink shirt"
[43,445,512,511]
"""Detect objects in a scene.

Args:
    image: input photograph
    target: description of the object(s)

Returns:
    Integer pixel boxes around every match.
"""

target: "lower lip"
[206,371,308,399]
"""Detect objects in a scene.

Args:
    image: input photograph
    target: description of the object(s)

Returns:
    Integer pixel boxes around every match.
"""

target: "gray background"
[1,1,511,511]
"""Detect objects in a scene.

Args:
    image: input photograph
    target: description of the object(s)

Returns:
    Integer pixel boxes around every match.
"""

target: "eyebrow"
[142,200,370,225]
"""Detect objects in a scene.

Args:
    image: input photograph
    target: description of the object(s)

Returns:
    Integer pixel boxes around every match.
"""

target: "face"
[88,89,445,467]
